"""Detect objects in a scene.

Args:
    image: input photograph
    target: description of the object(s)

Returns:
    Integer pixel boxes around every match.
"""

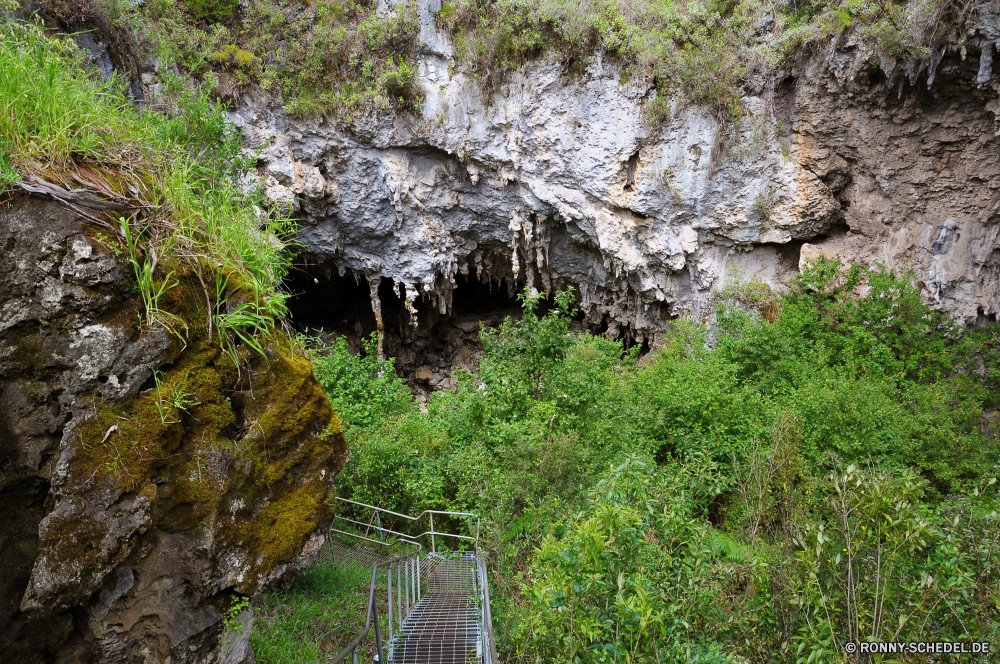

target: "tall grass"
[0,17,296,365]
[251,559,390,664]
[0,22,149,169]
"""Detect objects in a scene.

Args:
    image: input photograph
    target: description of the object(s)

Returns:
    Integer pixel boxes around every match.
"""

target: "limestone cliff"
[233,0,999,359]
[0,196,348,663]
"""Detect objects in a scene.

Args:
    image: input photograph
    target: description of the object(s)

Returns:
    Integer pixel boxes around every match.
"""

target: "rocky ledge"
[0,196,347,664]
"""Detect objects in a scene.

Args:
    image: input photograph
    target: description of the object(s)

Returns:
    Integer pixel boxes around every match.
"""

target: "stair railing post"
[411,554,417,604]
[387,563,392,642]
[404,558,410,616]
[373,603,385,664]
[482,561,488,662]
[416,554,421,601]
[352,647,358,664]
[429,513,435,553]
[397,563,403,630]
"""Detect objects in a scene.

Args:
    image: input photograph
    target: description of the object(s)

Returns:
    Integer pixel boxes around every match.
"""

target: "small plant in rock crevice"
[153,369,197,424]
[223,595,252,648]
[754,184,780,223]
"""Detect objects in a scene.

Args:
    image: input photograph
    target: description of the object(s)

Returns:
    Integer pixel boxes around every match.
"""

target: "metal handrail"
[477,553,499,664]
[330,502,495,662]
[331,551,415,664]
[337,497,479,522]
[335,497,481,551]
[328,527,421,551]
[334,516,475,544]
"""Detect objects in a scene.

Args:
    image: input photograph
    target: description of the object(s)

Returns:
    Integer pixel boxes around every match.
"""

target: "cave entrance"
[286,258,522,397]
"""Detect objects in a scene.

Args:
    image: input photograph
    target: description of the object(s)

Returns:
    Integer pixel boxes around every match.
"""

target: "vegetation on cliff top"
[439,0,985,120]
[34,0,992,127]
[315,259,1000,663]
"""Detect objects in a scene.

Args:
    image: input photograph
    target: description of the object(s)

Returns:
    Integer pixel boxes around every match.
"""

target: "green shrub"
[186,0,239,23]
[309,334,416,432]
[512,455,735,663]
[783,462,1000,662]
[315,267,999,661]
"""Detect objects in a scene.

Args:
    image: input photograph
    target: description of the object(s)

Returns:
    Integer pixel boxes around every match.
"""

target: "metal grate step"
[389,552,481,664]
[390,593,480,664]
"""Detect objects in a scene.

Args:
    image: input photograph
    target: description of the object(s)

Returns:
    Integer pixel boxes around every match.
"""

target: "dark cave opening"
[286,254,656,395]
[286,257,524,396]
[286,262,379,336]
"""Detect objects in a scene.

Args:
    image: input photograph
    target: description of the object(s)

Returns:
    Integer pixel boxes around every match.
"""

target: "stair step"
[389,553,482,664]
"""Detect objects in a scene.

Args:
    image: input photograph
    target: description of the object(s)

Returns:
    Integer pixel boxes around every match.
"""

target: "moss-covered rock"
[0,195,347,664]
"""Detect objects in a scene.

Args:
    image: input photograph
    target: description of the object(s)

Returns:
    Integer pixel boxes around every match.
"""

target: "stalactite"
[927,46,943,89]
[509,209,524,280]
[978,42,994,88]
[367,275,384,359]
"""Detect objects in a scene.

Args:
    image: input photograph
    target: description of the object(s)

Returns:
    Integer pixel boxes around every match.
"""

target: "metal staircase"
[329,499,498,664]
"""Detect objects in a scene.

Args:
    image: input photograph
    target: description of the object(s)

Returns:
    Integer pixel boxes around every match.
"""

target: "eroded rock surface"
[0,196,347,664]
[234,1,1000,356]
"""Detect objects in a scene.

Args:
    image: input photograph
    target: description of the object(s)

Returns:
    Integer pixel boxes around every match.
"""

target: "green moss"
[37,513,110,576]
[62,268,346,592]
[214,341,348,585]
[241,484,323,562]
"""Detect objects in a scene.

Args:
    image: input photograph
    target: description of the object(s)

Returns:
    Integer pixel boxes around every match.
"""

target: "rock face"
[0,196,348,664]
[236,0,1000,361]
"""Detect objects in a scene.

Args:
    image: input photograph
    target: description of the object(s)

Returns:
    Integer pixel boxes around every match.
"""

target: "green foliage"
[786,462,1000,663]
[513,455,735,662]
[309,334,417,432]
[0,147,18,189]
[186,0,238,22]
[754,186,778,220]
[0,22,141,167]
[120,214,188,344]
[437,0,981,133]
[281,0,424,117]
[437,0,765,123]
[476,287,579,416]
[223,595,252,648]
[153,369,197,424]
[316,264,999,660]
[107,0,423,119]
[70,0,981,146]
[252,559,389,663]
[210,44,257,68]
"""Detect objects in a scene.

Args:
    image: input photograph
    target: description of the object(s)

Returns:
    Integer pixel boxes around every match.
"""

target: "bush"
[265,0,424,117]
[309,334,416,432]
[512,455,735,663]
[784,461,1000,662]
[186,0,239,23]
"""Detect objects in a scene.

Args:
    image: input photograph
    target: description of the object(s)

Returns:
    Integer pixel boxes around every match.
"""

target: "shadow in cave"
[286,259,523,396]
